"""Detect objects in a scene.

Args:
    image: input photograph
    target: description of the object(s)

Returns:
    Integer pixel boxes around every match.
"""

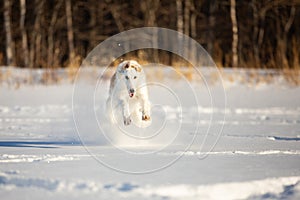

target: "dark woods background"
[1,0,300,69]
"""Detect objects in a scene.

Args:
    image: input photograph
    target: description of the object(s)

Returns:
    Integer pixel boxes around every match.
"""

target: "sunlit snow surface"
[1,67,300,200]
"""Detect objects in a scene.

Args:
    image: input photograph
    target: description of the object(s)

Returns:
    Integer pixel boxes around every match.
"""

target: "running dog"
[106,60,151,126]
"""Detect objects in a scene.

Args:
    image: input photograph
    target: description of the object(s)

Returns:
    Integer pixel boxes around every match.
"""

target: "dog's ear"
[117,61,128,73]
[133,65,142,72]
[123,63,130,69]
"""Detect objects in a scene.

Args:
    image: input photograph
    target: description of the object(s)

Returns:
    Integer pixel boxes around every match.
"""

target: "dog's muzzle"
[129,88,135,98]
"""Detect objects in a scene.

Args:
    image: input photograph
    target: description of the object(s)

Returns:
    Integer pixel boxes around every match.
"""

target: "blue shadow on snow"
[0,141,82,148]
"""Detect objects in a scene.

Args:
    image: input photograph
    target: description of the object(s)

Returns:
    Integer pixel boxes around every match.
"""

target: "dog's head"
[117,60,142,98]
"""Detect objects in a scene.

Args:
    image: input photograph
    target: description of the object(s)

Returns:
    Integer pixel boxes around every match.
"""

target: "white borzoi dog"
[106,60,151,126]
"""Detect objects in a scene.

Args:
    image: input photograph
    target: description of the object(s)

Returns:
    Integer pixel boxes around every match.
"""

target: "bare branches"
[284,6,296,33]
[110,5,125,32]
[0,1,299,69]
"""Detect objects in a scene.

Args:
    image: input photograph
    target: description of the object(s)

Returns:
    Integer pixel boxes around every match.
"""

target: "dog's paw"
[142,115,151,121]
[124,116,132,125]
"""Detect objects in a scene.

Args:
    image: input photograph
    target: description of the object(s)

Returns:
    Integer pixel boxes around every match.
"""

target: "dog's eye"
[134,76,137,79]
[125,76,129,80]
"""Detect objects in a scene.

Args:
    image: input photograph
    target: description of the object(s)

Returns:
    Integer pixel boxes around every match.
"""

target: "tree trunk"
[176,0,184,62]
[48,1,62,68]
[176,0,184,34]
[184,0,190,37]
[207,0,216,56]
[230,0,238,68]
[20,0,29,67]
[4,0,15,66]
[251,0,260,68]
[140,0,160,62]
[29,0,44,68]
[110,5,124,32]
[190,0,197,64]
[65,0,75,64]
[258,13,265,49]
[281,6,296,69]
[141,0,159,27]
[190,0,197,39]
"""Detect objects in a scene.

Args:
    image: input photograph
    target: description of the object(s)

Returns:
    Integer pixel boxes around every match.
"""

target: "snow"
[1,67,300,199]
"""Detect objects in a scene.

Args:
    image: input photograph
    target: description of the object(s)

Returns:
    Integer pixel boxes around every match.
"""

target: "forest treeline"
[1,0,300,69]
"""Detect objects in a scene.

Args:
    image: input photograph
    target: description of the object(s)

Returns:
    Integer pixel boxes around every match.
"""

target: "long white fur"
[106,60,151,126]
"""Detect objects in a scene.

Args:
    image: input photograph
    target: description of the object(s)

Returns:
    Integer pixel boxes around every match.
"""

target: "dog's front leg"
[121,100,131,125]
[141,99,151,121]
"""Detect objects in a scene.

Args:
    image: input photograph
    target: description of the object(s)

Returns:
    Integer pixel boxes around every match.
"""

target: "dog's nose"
[129,88,135,94]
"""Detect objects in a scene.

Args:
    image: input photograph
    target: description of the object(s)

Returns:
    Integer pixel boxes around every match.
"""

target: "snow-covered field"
[1,67,300,200]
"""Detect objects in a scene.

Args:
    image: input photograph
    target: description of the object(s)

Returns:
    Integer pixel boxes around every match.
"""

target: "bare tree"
[190,0,198,64]
[141,0,159,26]
[190,0,197,39]
[140,0,160,62]
[251,0,260,68]
[48,1,63,68]
[20,0,29,67]
[4,0,15,66]
[176,0,184,34]
[208,0,216,56]
[29,0,44,68]
[283,6,296,67]
[184,0,191,36]
[176,0,184,59]
[251,0,277,68]
[65,0,75,64]
[110,4,125,32]
[230,0,238,68]
[276,6,296,69]
[0,1,300,70]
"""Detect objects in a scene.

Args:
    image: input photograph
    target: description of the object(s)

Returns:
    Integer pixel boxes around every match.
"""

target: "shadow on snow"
[0,141,82,148]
